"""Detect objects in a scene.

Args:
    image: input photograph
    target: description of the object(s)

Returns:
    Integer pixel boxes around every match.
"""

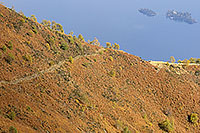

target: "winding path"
[0,48,105,86]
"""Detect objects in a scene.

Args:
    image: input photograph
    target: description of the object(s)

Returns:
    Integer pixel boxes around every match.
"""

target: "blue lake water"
[1,0,200,61]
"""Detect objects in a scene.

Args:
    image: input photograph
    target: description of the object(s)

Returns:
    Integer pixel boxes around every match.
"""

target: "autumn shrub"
[78,42,83,53]
[99,51,103,55]
[49,61,54,66]
[20,18,25,24]
[48,38,55,46]
[23,54,32,63]
[19,10,25,16]
[113,43,120,50]
[45,43,51,50]
[69,31,74,36]
[41,20,51,28]
[109,56,113,61]
[158,119,174,132]
[69,56,74,64]
[170,56,175,63]
[108,70,116,77]
[195,71,200,76]
[189,58,194,63]
[26,41,31,45]
[178,59,182,63]
[106,42,112,48]
[30,15,37,22]
[28,30,34,37]
[188,113,198,124]
[93,37,100,46]
[196,59,200,64]
[73,35,78,41]
[52,21,64,33]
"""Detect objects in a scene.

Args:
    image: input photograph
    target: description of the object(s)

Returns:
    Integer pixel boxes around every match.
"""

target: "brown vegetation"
[1,4,200,133]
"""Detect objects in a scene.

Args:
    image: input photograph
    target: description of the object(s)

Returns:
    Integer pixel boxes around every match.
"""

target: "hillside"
[1,4,200,133]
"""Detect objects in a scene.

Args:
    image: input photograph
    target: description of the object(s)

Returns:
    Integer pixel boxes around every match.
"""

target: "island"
[138,8,157,17]
[166,10,197,24]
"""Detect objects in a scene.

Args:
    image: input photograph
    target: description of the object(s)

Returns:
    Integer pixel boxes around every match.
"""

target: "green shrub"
[69,56,74,64]
[32,26,38,34]
[82,62,90,67]
[123,127,131,133]
[26,106,32,112]
[5,53,15,64]
[8,41,13,50]
[0,13,4,17]
[93,58,97,62]
[189,113,198,124]
[60,42,68,50]
[2,45,7,52]
[8,111,16,120]
[158,119,174,132]
[9,126,17,133]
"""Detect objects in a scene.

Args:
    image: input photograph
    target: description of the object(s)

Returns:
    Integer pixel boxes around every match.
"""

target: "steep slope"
[1,4,200,133]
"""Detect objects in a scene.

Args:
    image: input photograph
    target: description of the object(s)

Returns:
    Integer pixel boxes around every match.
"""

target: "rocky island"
[138,8,157,17]
[166,10,197,24]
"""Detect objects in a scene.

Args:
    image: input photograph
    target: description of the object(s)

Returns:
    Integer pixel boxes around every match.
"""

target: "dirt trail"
[0,48,105,86]
[150,61,200,67]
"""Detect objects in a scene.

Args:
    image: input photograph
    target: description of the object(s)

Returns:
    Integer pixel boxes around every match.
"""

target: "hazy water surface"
[2,0,200,61]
